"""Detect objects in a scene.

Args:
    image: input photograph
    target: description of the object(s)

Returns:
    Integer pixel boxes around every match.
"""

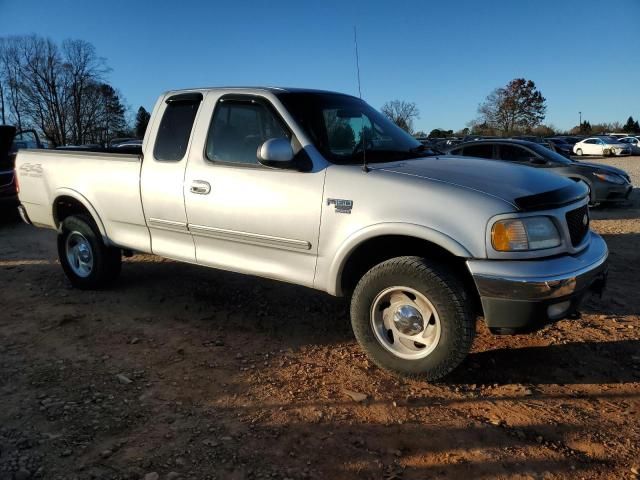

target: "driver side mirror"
[257,138,296,169]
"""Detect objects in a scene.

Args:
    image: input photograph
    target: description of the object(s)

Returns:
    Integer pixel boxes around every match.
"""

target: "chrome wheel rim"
[65,232,93,278]
[370,286,442,360]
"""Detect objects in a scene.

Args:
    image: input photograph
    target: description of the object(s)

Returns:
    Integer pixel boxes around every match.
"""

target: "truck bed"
[16,149,151,253]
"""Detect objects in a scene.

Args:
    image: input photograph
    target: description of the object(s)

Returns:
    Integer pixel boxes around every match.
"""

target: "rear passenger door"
[183,93,325,288]
[140,92,203,262]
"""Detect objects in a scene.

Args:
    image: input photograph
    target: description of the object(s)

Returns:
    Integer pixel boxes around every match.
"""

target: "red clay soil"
[0,194,639,479]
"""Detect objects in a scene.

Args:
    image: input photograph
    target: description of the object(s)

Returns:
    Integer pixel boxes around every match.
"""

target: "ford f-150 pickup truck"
[15,87,608,379]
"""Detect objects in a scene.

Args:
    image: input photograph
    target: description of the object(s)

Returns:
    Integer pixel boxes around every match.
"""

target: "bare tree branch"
[381,100,420,134]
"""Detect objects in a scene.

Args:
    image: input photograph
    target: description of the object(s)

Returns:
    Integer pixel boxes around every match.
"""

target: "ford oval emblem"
[582,214,588,226]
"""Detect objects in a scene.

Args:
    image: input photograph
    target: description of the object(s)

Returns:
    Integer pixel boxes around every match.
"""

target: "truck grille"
[565,205,589,246]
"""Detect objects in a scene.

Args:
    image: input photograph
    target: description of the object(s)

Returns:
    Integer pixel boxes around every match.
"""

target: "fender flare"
[326,222,473,296]
[52,188,110,242]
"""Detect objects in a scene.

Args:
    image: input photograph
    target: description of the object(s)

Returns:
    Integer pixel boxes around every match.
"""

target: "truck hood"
[376,155,588,211]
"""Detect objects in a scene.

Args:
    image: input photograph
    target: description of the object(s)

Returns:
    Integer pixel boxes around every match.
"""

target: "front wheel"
[57,214,122,289]
[350,256,475,380]
[576,148,583,156]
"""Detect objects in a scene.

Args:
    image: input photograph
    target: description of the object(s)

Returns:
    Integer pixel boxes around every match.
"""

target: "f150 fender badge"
[327,198,353,214]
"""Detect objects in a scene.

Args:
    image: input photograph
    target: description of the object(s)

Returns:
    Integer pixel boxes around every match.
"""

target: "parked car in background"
[573,137,631,157]
[420,137,460,151]
[56,142,142,155]
[108,137,138,147]
[545,137,574,158]
[555,136,583,146]
[510,135,559,154]
[114,139,143,149]
[445,139,633,205]
[56,144,104,151]
[606,133,630,140]
[618,136,640,154]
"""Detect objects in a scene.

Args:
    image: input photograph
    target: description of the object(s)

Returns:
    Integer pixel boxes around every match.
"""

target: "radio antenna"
[354,26,362,99]
[353,26,369,172]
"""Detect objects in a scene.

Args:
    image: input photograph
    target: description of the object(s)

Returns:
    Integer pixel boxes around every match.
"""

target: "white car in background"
[618,136,640,154]
[573,137,632,156]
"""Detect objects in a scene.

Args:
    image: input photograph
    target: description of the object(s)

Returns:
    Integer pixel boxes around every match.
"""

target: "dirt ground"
[1,157,639,480]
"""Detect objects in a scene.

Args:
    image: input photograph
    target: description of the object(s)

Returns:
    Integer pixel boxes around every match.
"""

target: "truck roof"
[162,86,357,98]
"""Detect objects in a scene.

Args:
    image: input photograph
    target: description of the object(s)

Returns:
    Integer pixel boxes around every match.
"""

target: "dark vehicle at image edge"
[446,139,633,205]
[0,125,44,209]
[0,125,19,207]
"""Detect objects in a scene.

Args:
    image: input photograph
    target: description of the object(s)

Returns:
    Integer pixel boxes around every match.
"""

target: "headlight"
[491,217,561,251]
[593,172,626,184]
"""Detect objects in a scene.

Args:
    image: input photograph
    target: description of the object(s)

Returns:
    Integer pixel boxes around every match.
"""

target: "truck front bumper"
[467,232,608,332]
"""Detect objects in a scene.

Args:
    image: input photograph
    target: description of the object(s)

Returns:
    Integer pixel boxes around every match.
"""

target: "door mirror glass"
[257,138,295,167]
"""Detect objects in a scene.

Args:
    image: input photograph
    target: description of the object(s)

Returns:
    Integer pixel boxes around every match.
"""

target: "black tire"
[576,148,583,156]
[57,214,121,289]
[350,256,475,380]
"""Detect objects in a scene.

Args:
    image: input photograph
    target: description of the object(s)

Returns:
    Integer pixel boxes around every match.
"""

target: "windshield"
[277,92,437,164]
[529,143,573,164]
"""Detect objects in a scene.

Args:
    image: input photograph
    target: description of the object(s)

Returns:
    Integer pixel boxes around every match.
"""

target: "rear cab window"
[153,93,203,161]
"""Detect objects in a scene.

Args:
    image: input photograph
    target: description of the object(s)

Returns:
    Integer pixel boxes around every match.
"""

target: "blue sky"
[2,0,639,132]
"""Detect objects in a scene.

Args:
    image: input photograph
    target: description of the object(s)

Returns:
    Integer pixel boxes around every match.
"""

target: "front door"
[184,94,324,288]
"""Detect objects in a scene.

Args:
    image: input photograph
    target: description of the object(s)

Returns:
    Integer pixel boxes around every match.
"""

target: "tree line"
[382,78,639,138]
[0,35,150,147]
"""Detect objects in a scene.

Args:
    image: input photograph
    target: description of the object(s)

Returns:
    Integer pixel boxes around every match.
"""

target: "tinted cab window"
[206,99,289,166]
[154,95,202,161]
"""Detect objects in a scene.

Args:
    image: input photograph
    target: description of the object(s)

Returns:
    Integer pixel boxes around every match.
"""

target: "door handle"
[190,180,211,195]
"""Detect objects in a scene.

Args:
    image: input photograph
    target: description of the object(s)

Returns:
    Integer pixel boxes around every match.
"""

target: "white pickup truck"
[16,87,608,379]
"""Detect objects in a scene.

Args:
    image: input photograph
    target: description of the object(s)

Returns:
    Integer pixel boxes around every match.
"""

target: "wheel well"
[53,196,94,228]
[339,235,480,311]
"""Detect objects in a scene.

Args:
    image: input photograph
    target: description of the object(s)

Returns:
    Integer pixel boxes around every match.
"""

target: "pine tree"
[100,84,127,141]
[623,116,636,133]
[135,107,151,139]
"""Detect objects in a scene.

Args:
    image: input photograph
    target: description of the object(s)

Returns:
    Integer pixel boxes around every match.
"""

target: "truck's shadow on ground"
[451,339,640,385]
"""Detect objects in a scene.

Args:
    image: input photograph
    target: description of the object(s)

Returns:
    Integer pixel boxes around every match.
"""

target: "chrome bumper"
[467,232,608,330]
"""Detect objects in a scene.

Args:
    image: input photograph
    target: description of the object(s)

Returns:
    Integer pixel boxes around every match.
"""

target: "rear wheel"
[57,215,121,289]
[350,256,475,380]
